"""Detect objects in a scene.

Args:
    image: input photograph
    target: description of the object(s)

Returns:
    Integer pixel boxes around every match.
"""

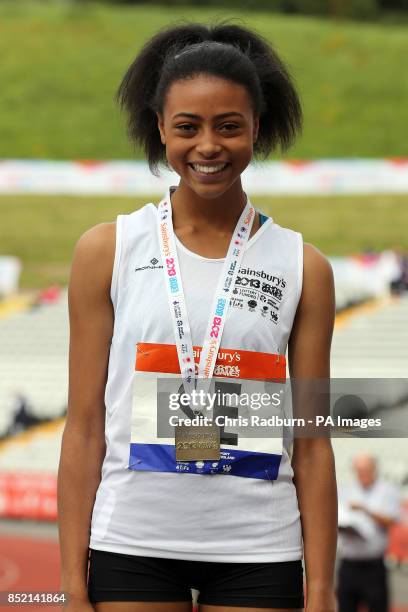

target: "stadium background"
[0,0,407,610]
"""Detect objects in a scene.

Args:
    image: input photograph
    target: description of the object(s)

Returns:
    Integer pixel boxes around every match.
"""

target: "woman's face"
[157,74,259,200]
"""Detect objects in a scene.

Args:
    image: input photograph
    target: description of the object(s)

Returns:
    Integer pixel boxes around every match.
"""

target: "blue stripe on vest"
[129,443,282,480]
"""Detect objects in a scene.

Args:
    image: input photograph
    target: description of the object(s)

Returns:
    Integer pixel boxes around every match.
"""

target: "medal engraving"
[175,424,220,461]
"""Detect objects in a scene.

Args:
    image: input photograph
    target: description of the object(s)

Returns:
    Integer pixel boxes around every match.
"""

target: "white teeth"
[191,163,227,174]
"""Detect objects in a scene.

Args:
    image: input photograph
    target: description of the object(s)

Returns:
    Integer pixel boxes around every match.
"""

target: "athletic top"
[89,188,304,562]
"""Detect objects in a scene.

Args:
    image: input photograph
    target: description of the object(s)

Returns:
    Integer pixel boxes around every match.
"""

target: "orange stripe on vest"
[135,342,286,381]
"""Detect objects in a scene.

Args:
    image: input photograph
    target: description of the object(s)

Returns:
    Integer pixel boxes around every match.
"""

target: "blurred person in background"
[6,390,43,436]
[337,453,401,612]
[390,248,408,294]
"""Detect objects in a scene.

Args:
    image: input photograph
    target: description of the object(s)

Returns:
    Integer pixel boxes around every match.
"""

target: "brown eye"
[175,124,196,133]
[220,123,240,132]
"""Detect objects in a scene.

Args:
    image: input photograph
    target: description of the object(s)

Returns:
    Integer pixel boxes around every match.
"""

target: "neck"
[169,179,248,232]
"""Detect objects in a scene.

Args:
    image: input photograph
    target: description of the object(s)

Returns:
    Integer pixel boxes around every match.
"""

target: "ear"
[157,113,166,145]
[253,116,260,143]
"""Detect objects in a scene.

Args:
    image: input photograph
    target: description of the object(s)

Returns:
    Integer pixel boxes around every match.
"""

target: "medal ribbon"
[157,189,255,409]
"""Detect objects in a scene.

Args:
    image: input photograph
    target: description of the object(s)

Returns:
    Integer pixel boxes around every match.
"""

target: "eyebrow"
[172,112,245,120]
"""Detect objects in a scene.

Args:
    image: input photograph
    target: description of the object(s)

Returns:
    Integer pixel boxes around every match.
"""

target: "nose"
[195,129,222,158]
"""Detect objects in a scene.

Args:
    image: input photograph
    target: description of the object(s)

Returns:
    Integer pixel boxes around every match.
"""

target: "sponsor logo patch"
[134,256,163,272]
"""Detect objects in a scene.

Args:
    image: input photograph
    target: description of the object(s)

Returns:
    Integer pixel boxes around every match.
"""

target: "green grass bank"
[0,1,407,160]
[1,193,407,289]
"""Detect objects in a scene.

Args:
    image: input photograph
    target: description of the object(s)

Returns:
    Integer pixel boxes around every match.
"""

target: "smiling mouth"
[188,162,230,175]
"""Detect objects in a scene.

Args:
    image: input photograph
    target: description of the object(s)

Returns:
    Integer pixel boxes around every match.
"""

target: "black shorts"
[88,548,304,609]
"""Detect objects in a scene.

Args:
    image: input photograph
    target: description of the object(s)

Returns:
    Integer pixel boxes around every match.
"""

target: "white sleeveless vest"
[90,191,304,562]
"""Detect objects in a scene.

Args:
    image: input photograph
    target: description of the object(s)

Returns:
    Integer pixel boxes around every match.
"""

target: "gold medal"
[175,423,220,461]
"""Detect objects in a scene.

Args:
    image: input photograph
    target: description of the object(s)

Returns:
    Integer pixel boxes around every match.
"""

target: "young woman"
[58,22,337,612]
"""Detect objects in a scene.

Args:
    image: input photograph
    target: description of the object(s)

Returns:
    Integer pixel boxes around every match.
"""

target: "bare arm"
[57,223,116,604]
[288,243,337,612]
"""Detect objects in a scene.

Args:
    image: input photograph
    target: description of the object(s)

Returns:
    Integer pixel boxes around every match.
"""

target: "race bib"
[129,343,287,480]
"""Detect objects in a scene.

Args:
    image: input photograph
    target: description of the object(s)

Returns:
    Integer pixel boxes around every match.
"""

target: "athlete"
[58,22,337,612]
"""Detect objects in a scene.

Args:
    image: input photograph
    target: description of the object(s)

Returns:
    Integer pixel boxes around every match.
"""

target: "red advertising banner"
[0,472,57,520]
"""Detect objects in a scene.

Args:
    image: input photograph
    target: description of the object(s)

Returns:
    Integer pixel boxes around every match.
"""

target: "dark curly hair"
[117,21,303,176]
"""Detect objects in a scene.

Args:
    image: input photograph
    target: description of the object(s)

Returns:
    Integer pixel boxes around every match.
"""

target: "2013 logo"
[166,257,176,276]
[210,298,226,338]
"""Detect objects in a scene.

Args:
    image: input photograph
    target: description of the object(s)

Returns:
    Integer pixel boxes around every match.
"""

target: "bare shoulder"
[68,222,116,303]
[70,222,116,297]
[74,222,116,260]
[303,242,334,282]
[301,242,334,302]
